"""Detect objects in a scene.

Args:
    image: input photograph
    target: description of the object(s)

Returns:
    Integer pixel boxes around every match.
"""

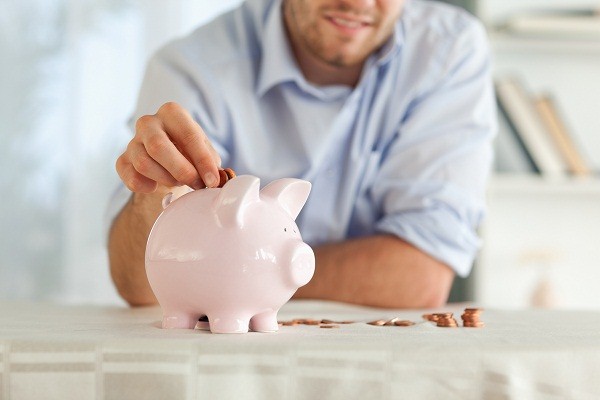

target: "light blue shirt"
[121,0,496,277]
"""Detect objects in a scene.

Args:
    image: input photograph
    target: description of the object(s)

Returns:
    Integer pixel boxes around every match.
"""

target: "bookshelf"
[471,0,600,308]
[476,176,600,309]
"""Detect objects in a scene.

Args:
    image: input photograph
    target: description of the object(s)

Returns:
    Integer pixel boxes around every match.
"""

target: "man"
[109,0,496,309]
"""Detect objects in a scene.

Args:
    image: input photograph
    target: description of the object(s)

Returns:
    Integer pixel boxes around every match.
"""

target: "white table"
[1,300,599,399]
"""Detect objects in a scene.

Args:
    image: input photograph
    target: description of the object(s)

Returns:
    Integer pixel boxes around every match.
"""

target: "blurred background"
[1,0,599,308]
[0,0,243,304]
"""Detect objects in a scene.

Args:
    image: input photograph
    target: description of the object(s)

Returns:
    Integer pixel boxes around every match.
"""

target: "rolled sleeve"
[373,20,496,276]
[375,182,484,277]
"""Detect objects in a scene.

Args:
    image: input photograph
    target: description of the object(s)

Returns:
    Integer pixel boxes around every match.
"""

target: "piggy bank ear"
[213,175,260,227]
[161,186,193,209]
[261,179,311,220]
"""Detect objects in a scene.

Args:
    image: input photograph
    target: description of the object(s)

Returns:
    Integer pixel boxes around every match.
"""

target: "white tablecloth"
[1,300,599,399]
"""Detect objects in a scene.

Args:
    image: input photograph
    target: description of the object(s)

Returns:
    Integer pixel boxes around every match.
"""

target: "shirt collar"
[374,20,404,66]
[256,0,404,97]
[256,0,301,97]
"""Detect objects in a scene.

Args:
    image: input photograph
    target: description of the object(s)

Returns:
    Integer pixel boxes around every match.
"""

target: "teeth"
[331,17,362,29]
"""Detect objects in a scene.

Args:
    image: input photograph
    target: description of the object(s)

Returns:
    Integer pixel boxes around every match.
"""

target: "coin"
[304,320,320,325]
[422,314,438,322]
[463,322,485,328]
[367,320,387,326]
[217,169,229,187]
[223,168,236,179]
[461,307,484,328]
[394,320,415,326]
[320,325,339,329]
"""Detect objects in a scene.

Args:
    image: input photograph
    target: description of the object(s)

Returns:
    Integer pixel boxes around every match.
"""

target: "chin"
[324,53,367,68]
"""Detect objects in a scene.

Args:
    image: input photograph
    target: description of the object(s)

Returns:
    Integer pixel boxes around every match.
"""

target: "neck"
[293,43,364,87]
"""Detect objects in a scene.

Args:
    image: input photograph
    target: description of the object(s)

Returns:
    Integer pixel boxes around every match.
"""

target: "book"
[534,94,592,176]
[494,95,539,174]
[495,78,568,178]
[502,9,600,39]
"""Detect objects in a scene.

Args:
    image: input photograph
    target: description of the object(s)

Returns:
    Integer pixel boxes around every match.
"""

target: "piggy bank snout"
[289,242,315,288]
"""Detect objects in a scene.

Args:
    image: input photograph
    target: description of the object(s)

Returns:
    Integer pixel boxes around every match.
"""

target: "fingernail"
[203,172,218,188]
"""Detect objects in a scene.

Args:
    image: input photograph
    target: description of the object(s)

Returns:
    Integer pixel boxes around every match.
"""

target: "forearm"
[108,190,168,306]
[293,235,455,309]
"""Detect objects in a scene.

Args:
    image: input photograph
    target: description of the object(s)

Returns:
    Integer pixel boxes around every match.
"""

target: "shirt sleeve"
[128,43,232,163]
[373,20,497,277]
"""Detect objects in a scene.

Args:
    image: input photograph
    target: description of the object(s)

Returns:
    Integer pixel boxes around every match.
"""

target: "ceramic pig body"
[145,175,315,334]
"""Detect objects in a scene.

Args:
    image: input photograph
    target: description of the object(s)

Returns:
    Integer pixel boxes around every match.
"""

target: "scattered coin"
[394,320,415,327]
[280,309,485,330]
[367,319,387,326]
[304,320,320,325]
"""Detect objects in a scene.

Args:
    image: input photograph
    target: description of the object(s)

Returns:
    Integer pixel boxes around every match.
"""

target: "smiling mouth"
[325,13,373,31]
[329,17,368,28]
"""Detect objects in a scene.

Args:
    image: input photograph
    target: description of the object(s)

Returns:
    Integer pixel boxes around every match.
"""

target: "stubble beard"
[303,22,365,68]
[286,0,366,69]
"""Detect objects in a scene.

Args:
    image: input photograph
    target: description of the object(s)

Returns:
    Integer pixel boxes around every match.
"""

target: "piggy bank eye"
[284,228,287,232]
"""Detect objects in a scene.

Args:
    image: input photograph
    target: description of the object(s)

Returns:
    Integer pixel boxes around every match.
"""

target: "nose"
[289,242,315,288]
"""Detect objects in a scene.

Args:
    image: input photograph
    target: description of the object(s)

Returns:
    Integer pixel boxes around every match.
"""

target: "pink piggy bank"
[145,175,315,334]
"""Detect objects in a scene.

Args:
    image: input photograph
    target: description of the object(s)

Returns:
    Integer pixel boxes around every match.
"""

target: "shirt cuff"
[375,208,482,277]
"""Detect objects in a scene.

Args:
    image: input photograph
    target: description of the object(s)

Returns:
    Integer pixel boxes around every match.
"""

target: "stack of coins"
[433,313,458,328]
[461,308,484,328]
[422,314,438,323]
[217,168,236,187]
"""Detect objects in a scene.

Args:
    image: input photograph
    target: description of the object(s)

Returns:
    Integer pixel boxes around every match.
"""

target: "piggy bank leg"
[162,311,201,329]
[249,310,279,333]
[208,315,250,334]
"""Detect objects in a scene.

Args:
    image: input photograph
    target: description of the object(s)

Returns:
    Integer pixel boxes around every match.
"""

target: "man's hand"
[110,102,222,306]
[116,101,222,193]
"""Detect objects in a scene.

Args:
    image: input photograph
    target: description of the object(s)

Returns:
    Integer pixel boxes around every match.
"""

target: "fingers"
[156,102,220,188]
[116,154,158,193]
[127,141,180,188]
[141,129,201,188]
[117,102,223,193]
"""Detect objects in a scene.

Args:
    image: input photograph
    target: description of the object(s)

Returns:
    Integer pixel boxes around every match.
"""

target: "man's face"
[283,0,405,68]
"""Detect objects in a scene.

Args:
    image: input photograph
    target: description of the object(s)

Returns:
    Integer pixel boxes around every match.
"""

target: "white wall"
[0,0,242,304]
